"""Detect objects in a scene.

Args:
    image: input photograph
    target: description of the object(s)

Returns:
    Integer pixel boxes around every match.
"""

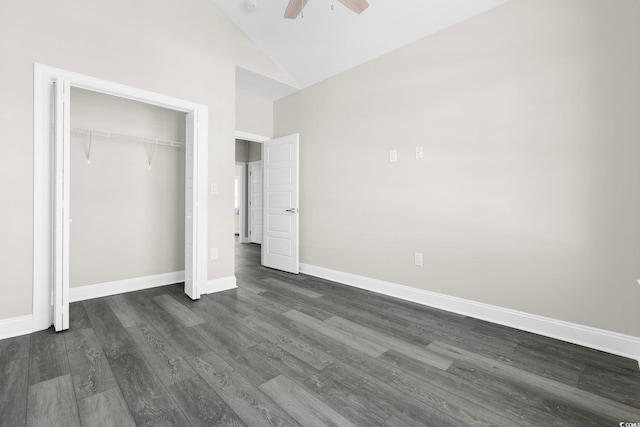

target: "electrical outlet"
[389,150,397,163]
[210,248,219,260]
[414,252,423,266]
[211,183,219,195]
[415,146,424,159]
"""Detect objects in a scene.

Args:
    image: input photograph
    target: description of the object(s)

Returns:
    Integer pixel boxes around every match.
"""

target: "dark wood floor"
[1,242,639,426]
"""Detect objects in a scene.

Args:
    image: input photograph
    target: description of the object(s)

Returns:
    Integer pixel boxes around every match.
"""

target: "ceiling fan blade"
[337,0,369,14]
[284,0,309,19]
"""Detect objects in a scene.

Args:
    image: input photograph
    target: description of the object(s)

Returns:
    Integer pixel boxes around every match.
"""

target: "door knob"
[285,208,298,213]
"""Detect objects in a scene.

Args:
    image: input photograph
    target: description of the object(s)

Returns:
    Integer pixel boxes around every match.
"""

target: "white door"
[53,78,70,331]
[262,134,299,274]
[184,110,207,300]
[248,161,263,244]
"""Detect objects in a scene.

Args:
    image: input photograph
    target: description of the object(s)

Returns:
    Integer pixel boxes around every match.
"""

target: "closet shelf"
[71,127,185,149]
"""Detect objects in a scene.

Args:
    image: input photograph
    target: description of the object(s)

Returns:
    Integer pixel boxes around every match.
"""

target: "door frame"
[248,160,264,244]
[33,64,209,331]
[235,162,247,243]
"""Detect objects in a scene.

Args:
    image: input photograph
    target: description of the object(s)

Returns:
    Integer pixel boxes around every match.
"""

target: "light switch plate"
[389,150,397,162]
[414,252,423,266]
[415,146,424,159]
[211,183,219,195]
[210,248,219,260]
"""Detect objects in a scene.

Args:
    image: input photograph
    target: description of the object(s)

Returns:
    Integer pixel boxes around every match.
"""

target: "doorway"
[234,136,264,245]
[34,64,209,332]
[233,131,300,275]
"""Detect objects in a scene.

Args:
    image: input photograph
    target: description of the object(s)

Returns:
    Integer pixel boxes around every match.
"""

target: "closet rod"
[71,127,185,149]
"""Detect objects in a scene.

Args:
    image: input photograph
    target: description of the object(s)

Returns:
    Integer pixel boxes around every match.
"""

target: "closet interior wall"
[70,88,186,288]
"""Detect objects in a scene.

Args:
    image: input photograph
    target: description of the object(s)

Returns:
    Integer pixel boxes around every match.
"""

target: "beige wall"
[236,140,246,162]
[70,88,185,287]
[248,142,262,163]
[236,140,262,163]
[235,139,249,163]
[236,90,274,137]
[275,0,640,337]
[0,0,293,320]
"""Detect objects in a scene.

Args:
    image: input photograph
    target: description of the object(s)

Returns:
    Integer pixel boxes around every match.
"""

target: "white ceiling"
[217,0,511,100]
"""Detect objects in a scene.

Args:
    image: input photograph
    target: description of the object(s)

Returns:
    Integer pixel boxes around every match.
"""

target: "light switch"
[415,146,424,159]
[389,150,397,163]
[414,252,423,266]
[211,183,219,195]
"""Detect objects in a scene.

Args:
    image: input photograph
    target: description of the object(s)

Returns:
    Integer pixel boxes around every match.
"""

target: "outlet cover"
[211,183,219,195]
[414,252,423,266]
[210,248,219,260]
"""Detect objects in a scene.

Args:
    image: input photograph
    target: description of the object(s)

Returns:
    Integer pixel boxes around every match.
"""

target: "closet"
[69,88,186,291]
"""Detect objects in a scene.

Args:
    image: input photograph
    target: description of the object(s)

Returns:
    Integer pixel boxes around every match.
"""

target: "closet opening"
[69,88,186,304]
[34,64,209,332]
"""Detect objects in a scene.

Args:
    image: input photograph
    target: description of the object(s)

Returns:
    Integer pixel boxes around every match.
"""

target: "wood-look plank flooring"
[1,241,639,426]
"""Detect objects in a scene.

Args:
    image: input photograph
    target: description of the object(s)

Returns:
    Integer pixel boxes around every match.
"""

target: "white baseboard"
[300,263,640,364]
[0,315,34,341]
[69,271,185,303]
[0,273,235,340]
[201,276,237,295]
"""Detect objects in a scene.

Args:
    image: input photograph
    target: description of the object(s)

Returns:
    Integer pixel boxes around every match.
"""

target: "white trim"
[37,65,203,113]
[235,162,247,243]
[194,109,209,299]
[235,130,271,143]
[69,272,185,303]
[52,77,71,332]
[34,64,209,333]
[300,263,640,365]
[248,160,264,245]
[1,271,229,340]
[201,276,237,295]
[0,315,34,341]
[33,64,54,331]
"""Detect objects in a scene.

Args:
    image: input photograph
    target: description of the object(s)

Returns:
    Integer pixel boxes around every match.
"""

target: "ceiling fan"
[284,0,369,19]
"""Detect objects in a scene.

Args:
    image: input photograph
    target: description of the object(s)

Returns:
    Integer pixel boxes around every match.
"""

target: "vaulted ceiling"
[214,0,511,100]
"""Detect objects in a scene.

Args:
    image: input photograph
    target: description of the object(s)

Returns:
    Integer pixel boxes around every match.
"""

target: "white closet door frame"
[183,108,208,300]
[33,64,209,332]
[52,77,71,331]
